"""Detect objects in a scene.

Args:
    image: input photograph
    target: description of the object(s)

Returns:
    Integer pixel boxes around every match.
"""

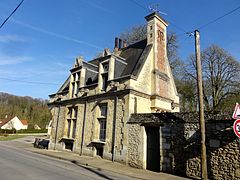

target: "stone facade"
[48,12,179,164]
[128,112,240,179]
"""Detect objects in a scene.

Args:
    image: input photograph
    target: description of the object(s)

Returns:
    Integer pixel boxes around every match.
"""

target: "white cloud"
[12,18,103,50]
[0,54,32,65]
[0,34,27,43]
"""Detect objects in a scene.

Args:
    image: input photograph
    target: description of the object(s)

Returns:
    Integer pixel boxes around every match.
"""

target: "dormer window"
[103,64,108,73]
[102,74,108,91]
[71,71,81,98]
[101,62,109,91]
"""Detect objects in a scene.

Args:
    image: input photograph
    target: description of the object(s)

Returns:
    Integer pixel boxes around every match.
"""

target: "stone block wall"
[128,123,145,168]
[128,112,240,179]
[49,106,66,150]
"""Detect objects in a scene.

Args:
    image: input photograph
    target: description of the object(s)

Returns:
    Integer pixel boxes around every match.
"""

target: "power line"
[197,5,240,30]
[128,0,188,34]
[129,0,148,11]
[0,77,60,85]
[0,0,25,30]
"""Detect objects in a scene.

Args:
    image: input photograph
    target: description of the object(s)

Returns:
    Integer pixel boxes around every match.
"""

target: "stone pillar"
[80,68,86,87]
[98,63,104,92]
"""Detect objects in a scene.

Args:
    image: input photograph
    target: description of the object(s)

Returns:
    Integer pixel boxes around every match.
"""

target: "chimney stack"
[114,37,119,50]
[119,38,122,49]
[123,40,127,48]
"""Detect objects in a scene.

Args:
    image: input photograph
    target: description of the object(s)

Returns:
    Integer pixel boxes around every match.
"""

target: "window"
[102,74,108,91]
[71,71,81,97]
[68,108,72,118]
[98,104,107,141]
[72,120,76,139]
[86,77,93,85]
[67,119,71,138]
[99,119,106,141]
[100,104,107,117]
[101,62,108,91]
[77,72,80,81]
[103,64,109,72]
[71,82,75,98]
[66,107,78,139]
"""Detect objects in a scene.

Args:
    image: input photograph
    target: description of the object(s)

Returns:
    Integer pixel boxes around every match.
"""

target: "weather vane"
[148,4,167,15]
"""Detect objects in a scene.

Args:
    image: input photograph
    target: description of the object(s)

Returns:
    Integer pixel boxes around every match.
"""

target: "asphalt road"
[0,143,136,180]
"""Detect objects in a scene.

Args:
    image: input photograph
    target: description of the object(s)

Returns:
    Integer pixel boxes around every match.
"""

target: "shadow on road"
[71,160,114,180]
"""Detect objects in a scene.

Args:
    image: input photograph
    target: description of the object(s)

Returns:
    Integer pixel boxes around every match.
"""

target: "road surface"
[0,143,136,180]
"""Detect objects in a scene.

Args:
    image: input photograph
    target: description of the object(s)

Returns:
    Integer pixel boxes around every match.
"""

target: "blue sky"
[0,0,239,99]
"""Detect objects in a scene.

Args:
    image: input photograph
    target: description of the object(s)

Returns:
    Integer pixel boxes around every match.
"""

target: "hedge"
[0,129,16,134]
[17,129,48,134]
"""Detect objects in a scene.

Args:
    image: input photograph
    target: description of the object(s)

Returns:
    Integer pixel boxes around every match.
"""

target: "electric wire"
[128,0,188,34]
[197,5,240,30]
[0,77,61,85]
[0,0,25,29]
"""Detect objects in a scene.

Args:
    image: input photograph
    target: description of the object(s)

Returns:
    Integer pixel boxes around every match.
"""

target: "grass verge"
[0,134,26,141]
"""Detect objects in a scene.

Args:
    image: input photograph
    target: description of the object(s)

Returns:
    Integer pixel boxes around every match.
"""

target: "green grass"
[0,134,26,141]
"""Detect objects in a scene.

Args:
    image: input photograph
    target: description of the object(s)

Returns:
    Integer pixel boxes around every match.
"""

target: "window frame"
[66,106,78,139]
[98,104,108,142]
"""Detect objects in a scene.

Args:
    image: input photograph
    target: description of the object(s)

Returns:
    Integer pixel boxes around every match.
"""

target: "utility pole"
[194,30,208,180]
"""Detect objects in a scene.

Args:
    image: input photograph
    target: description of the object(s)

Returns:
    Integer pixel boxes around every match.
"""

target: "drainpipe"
[54,98,61,150]
[112,93,118,162]
[80,100,87,156]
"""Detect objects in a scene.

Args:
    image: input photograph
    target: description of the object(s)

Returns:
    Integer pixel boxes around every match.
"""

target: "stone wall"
[128,112,240,179]
[49,106,66,150]
[128,123,145,168]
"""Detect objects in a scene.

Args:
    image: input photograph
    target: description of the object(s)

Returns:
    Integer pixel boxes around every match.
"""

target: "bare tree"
[120,24,183,75]
[187,45,240,111]
[120,24,147,45]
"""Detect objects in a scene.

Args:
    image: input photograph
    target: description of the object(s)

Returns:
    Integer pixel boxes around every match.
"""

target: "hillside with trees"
[0,92,51,128]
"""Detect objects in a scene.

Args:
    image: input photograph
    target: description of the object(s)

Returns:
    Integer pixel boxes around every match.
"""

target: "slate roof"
[128,112,234,124]
[53,38,151,95]
[119,39,150,76]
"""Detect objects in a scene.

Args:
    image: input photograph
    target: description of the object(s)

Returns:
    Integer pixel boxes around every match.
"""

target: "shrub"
[0,129,16,134]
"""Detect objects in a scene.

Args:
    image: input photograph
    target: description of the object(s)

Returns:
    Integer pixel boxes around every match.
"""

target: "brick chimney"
[145,12,168,73]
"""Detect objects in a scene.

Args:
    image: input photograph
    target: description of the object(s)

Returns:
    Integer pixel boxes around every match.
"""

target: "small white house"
[0,116,28,130]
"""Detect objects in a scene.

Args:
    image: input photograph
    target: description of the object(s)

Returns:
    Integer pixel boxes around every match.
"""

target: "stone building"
[128,113,240,179]
[48,12,179,163]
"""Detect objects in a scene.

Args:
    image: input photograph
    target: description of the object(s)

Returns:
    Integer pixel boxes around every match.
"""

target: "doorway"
[146,126,160,172]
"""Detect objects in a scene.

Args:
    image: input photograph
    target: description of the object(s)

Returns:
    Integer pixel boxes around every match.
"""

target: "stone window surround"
[97,103,108,142]
[65,106,78,139]
[70,71,81,98]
